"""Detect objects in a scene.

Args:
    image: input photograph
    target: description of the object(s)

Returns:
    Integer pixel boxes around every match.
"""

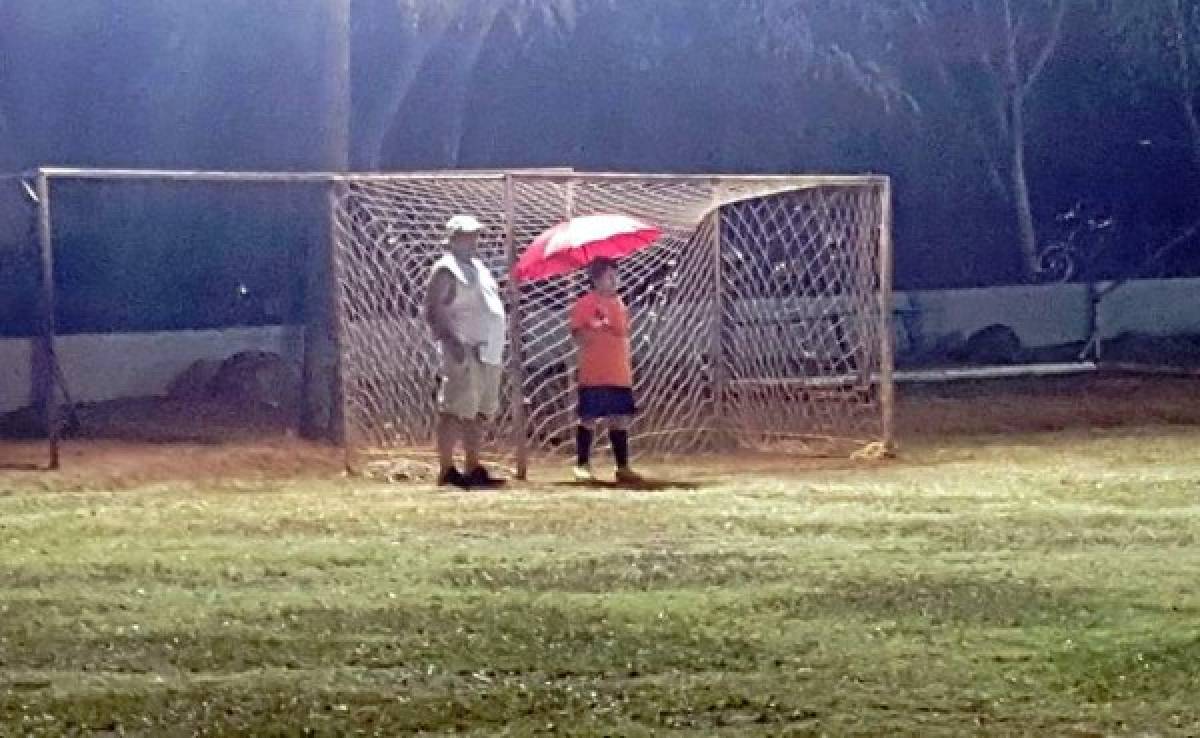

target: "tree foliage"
[1,0,1200,330]
[1107,0,1200,169]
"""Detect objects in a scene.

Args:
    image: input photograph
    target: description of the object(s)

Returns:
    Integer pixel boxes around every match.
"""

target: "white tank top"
[432,253,507,365]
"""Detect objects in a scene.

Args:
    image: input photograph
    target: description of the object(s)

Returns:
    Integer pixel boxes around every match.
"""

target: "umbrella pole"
[504,175,529,480]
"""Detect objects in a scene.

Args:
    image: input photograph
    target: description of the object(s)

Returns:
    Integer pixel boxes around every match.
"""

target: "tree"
[1109,0,1200,171]
[891,0,1070,281]
[353,0,596,169]
[353,0,916,170]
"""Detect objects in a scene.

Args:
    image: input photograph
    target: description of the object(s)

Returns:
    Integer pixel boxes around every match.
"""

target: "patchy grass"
[2,429,1200,735]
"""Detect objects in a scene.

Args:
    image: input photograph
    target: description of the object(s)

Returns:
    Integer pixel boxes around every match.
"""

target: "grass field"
[2,378,1200,735]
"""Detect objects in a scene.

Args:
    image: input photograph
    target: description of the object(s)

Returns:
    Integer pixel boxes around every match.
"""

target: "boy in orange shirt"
[569,258,643,484]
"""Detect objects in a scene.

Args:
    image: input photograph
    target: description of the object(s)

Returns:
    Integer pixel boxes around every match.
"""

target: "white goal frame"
[24,167,894,476]
[328,170,894,477]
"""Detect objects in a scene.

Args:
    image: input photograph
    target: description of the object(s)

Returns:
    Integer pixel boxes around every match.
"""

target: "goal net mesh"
[332,173,887,469]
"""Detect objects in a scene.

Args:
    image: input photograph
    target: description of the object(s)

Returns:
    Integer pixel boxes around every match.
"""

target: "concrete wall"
[1,326,303,413]
[2,278,1199,414]
[898,283,1093,351]
[894,278,1200,353]
[0,337,31,415]
[1096,278,1200,339]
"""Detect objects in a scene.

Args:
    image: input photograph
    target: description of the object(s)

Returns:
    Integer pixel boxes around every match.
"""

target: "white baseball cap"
[444,214,483,236]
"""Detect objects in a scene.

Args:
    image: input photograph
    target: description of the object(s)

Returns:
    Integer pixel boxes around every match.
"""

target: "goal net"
[332,172,892,472]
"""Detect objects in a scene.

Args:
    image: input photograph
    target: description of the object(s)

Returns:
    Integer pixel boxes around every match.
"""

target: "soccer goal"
[332,172,894,475]
[10,167,890,474]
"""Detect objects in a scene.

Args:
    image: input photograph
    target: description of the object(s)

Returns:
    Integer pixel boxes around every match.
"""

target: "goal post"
[331,171,893,471]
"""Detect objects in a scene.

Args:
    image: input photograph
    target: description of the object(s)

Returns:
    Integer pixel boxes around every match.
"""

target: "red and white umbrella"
[513,214,662,282]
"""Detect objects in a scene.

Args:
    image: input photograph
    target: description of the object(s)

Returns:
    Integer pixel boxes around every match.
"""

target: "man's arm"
[425,269,466,361]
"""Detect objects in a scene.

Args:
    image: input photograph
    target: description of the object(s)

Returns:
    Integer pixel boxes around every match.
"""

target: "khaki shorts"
[438,352,503,420]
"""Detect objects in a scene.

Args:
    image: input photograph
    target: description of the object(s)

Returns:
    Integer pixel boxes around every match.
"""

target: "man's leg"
[436,413,461,474]
[462,415,506,487]
[462,415,483,472]
[436,357,470,488]
[462,361,506,488]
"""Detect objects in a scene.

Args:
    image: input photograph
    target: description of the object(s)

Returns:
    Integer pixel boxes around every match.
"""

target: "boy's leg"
[576,419,597,468]
[609,415,631,470]
[610,415,646,486]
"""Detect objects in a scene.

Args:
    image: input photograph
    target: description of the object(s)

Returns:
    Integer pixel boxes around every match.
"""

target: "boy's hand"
[589,309,611,331]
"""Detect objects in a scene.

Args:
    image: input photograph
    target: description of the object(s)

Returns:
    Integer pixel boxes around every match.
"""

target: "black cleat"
[465,466,508,489]
[437,467,470,489]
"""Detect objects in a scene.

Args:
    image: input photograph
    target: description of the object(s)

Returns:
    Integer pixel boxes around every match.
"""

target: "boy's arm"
[568,299,589,341]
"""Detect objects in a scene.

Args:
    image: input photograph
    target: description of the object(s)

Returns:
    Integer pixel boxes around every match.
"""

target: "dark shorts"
[578,386,638,420]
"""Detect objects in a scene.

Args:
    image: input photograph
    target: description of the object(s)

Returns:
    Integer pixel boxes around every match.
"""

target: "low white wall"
[1,325,303,414]
[2,278,1199,415]
[0,337,31,415]
[1097,278,1200,338]
[898,278,1200,351]
[900,283,1093,350]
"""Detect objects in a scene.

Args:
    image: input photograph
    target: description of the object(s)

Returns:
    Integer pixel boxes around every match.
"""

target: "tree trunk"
[1165,0,1200,174]
[300,0,350,441]
[0,106,18,169]
[1009,96,1040,280]
[1181,94,1200,174]
[357,41,433,169]
[356,18,454,170]
[328,0,350,172]
[439,9,502,167]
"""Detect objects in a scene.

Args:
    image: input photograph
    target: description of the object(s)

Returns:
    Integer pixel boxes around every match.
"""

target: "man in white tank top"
[424,215,508,489]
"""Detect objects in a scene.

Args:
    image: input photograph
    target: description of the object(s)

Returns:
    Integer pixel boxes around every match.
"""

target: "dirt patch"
[72,396,298,443]
[899,373,1200,437]
[3,373,1199,488]
[1,439,342,490]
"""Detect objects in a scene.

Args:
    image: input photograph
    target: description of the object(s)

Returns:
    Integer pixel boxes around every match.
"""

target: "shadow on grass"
[558,476,702,492]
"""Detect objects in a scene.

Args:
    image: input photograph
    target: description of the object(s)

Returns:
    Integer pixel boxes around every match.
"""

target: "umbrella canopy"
[513,214,662,282]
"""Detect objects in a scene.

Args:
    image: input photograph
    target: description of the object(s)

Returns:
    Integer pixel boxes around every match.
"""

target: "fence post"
[1081,281,1101,362]
[34,170,59,470]
[504,174,529,480]
[878,178,896,452]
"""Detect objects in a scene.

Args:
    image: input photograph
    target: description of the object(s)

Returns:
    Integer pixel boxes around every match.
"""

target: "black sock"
[576,425,594,466]
[610,429,630,469]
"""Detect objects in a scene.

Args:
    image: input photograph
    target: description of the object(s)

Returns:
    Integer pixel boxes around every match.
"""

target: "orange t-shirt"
[570,291,633,388]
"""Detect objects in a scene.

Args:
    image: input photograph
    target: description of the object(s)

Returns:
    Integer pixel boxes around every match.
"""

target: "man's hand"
[444,336,467,363]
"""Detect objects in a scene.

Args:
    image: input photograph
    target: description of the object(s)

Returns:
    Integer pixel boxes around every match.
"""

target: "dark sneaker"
[465,466,508,489]
[614,467,646,487]
[437,467,470,489]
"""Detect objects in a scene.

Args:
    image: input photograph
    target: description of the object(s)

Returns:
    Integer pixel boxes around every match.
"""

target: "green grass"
[2,429,1200,736]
